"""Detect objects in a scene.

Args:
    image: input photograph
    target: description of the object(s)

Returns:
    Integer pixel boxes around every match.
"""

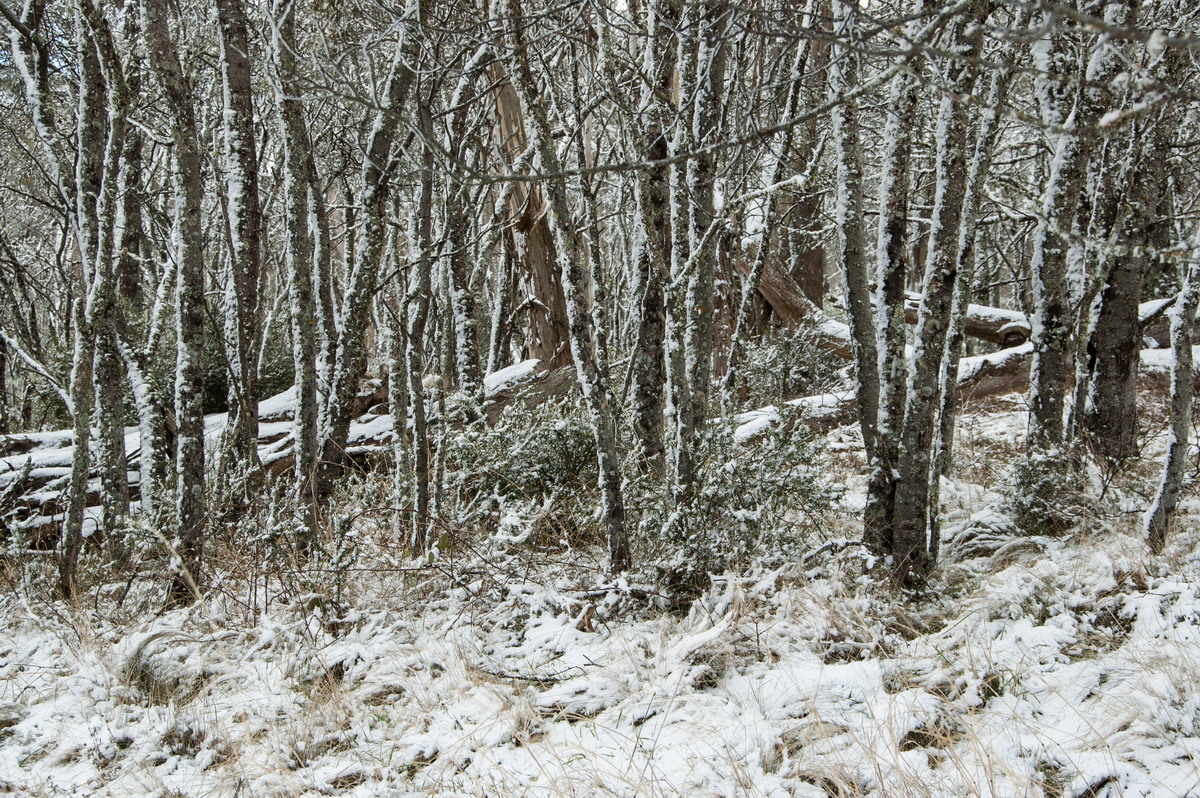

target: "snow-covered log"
[904,293,1030,348]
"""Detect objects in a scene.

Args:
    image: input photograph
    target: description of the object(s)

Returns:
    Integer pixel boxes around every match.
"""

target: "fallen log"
[732,258,854,358]
[903,292,1031,348]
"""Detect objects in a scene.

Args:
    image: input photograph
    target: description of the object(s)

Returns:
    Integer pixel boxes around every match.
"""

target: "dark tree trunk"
[887,0,987,582]
[215,0,263,476]
[144,0,209,603]
[828,0,879,461]
[629,0,677,472]
[1028,0,1135,449]
[1085,116,1170,462]
[272,0,319,536]
[405,99,435,553]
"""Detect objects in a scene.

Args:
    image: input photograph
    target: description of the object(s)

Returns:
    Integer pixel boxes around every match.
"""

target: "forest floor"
[2,394,1200,797]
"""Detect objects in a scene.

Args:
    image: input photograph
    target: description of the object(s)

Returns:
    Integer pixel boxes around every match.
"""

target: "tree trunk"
[930,49,1017,548]
[682,0,728,440]
[318,1,419,499]
[629,0,677,471]
[144,0,209,603]
[0,343,7,434]
[1085,57,1175,461]
[1027,0,1135,449]
[215,0,263,476]
[887,0,987,582]
[487,62,571,369]
[405,100,435,553]
[1145,255,1200,552]
[445,49,488,403]
[504,0,630,571]
[864,40,921,556]
[828,0,879,461]
[272,0,319,536]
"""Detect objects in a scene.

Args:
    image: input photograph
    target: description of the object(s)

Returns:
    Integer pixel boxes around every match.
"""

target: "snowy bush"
[640,417,838,590]
[737,322,841,408]
[1004,448,1088,536]
[443,400,598,547]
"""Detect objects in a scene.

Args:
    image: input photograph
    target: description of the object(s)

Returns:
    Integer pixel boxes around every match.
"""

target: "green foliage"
[443,399,598,546]
[441,396,836,575]
[1004,449,1086,537]
[738,323,841,409]
[637,416,838,579]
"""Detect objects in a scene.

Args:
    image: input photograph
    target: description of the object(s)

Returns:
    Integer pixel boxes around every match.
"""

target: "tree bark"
[318,2,420,499]
[504,0,630,571]
[1027,0,1135,449]
[271,0,319,536]
[487,62,571,370]
[628,0,678,471]
[887,0,987,582]
[1145,254,1199,552]
[405,99,435,553]
[215,0,263,476]
[144,0,208,603]
[828,0,879,461]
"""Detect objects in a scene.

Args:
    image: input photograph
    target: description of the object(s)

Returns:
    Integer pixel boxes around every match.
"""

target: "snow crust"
[484,358,543,396]
[3,396,1200,797]
[4,525,1200,797]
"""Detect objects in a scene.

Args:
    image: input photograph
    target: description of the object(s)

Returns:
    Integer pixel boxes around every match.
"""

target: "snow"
[1140,345,1200,375]
[957,341,1034,383]
[258,386,298,421]
[483,358,543,396]
[4,520,1200,797]
[4,380,1200,797]
[734,406,780,442]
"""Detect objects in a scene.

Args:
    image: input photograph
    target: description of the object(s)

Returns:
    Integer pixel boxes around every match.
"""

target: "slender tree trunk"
[272,0,319,536]
[85,0,133,537]
[445,49,488,402]
[504,0,629,571]
[887,0,987,582]
[116,334,170,517]
[722,22,810,410]
[60,308,94,599]
[318,1,419,498]
[0,343,7,434]
[94,329,128,534]
[405,101,435,553]
[144,0,208,603]
[682,0,728,440]
[664,0,699,493]
[61,0,129,597]
[1145,254,1200,552]
[935,64,1014,477]
[929,53,1017,553]
[864,41,921,554]
[629,0,677,471]
[828,0,879,461]
[215,0,263,476]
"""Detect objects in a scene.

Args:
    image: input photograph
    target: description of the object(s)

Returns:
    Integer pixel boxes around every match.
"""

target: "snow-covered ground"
[2,401,1199,797]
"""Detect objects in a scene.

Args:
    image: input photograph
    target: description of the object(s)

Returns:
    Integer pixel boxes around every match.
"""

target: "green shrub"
[637,415,838,582]
[443,399,598,546]
[738,322,841,409]
[1004,448,1087,536]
